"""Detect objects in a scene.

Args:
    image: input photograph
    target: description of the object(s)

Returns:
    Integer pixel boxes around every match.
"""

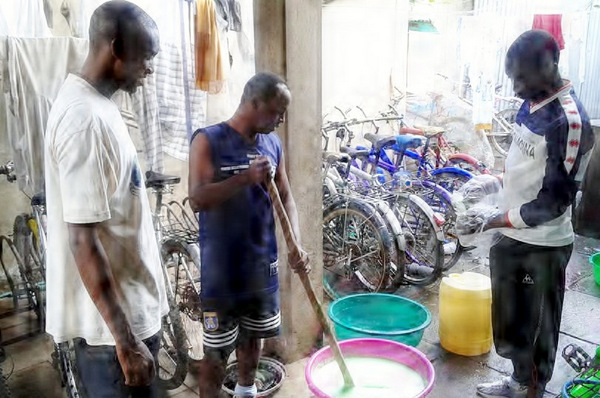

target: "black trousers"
[489,235,572,391]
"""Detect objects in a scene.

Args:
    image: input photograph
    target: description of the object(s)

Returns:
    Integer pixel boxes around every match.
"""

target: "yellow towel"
[195,0,226,93]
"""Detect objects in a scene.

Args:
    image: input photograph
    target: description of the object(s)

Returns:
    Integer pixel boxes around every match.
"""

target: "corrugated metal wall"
[473,0,534,99]
[579,9,600,119]
[473,1,600,118]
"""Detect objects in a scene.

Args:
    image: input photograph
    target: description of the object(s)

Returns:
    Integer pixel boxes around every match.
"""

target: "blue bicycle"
[352,131,468,271]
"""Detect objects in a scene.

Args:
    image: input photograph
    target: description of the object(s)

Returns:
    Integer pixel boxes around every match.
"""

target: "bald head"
[86,0,159,95]
[89,0,159,57]
[241,72,290,104]
[505,30,562,100]
[506,29,560,70]
[238,72,291,134]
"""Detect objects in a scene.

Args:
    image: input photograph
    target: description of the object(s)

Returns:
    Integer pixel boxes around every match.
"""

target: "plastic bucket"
[305,338,435,398]
[439,272,492,356]
[328,293,431,347]
[588,253,600,286]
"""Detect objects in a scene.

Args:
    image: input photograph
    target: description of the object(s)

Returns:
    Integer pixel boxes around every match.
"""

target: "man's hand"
[116,338,155,387]
[245,156,271,185]
[460,174,502,206]
[288,248,311,274]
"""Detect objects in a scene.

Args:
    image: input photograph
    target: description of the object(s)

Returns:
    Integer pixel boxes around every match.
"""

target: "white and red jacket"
[501,82,594,247]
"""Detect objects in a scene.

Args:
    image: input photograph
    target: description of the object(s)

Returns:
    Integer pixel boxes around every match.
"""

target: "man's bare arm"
[67,223,154,386]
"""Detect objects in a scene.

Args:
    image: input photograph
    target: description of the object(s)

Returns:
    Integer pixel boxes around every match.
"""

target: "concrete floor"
[1,233,599,397]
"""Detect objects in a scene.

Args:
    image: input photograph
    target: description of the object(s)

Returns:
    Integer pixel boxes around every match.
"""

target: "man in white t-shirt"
[44,1,168,396]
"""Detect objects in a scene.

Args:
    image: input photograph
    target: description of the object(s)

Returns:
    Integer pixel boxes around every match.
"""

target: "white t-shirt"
[44,74,168,345]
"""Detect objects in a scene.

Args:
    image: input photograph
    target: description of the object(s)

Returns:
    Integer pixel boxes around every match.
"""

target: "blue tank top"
[194,123,282,299]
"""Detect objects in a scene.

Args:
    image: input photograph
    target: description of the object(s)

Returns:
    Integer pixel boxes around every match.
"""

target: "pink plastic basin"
[305,338,435,398]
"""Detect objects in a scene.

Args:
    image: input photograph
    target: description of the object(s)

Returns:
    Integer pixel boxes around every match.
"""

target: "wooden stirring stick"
[267,179,355,388]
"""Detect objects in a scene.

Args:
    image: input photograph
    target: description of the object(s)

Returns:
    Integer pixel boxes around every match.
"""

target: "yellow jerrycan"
[439,271,492,356]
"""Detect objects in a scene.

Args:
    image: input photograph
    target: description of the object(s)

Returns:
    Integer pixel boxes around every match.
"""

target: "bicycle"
[324,119,467,271]
[145,170,202,389]
[375,95,493,177]
[324,145,445,288]
[436,74,522,158]
[0,161,82,396]
[561,344,600,397]
[0,161,46,332]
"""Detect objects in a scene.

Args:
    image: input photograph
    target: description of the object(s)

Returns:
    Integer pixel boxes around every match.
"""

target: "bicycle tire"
[322,197,395,299]
[430,170,471,193]
[161,239,203,361]
[0,236,21,311]
[391,194,443,286]
[157,307,189,390]
[0,365,11,398]
[407,181,463,271]
[489,108,518,157]
[54,342,82,398]
[4,229,45,330]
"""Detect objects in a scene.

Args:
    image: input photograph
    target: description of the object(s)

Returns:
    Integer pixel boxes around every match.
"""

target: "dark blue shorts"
[73,333,161,398]
[201,290,280,358]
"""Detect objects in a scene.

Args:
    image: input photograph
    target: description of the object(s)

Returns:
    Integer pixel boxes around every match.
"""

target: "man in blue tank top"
[188,72,310,398]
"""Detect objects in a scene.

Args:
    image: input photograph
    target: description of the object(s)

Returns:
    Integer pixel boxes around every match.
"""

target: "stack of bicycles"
[321,106,496,298]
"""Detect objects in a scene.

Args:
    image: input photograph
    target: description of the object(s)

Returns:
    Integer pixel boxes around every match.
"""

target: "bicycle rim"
[157,309,188,390]
[490,108,517,156]
[392,196,443,285]
[56,342,81,398]
[161,240,203,361]
[322,200,392,299]
[408,182,462,270]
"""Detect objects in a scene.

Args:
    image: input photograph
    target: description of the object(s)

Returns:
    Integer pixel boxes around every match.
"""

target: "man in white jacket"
[473,29,594,398]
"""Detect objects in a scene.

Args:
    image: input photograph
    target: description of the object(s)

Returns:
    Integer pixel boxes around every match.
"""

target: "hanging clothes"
[532,14,565,50]
[131,42,207,162]
[3,37,88,195]
[195,0,227,93]
[0,0,53,37]
[214,0,243,32]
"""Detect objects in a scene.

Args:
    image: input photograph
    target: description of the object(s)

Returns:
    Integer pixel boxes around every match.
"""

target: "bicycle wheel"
[5,226,45,330]
[430,171,471,193]
[407,181,462,271]
[157,307,189,390]
[391,194,443,285]
[489,108,518,157]
[53,342,82,398]
[322,198,395,299]
[161,239,203,361]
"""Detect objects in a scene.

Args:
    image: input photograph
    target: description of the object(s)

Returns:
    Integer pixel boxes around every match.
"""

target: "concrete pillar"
[253,0,323,363]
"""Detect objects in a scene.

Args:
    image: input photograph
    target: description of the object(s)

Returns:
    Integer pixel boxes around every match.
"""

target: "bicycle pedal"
[562,343,592,372]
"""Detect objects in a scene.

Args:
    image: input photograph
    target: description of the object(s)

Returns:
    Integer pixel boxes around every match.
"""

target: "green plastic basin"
[328,293,431,347]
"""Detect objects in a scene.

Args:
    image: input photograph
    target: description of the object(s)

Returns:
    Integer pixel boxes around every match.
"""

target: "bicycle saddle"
[31,192,46,206]
[413,125,445,138]
[145,170,181,188]
[363,133,396,151]
[322,152,350,164]
[340,146,370,159]
[394,134,423,152]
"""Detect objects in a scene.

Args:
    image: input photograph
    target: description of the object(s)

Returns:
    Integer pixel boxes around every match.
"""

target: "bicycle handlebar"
[322,116,405,132]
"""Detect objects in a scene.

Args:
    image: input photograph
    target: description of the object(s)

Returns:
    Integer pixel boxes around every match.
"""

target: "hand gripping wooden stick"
[267,179,355,388]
